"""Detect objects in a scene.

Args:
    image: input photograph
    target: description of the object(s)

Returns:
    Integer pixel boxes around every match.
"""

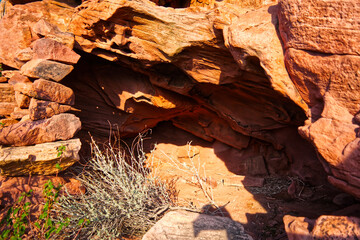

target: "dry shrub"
[55,135,173,239]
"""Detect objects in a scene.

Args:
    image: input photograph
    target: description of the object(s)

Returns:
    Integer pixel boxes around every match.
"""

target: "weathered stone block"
[20,59,74,82]
[0,138,81,176]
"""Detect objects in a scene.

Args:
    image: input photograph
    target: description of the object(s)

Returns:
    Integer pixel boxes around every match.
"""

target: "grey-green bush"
[55,135,173,239]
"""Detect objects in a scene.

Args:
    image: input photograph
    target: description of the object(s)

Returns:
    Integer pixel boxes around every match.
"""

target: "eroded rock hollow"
[0,0,359,203]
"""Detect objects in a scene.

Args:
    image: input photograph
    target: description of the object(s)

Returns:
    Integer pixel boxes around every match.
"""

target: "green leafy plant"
[55,145,66,173]
[0,190,32,240]
[33,180,69,239]
[0,63,2,77]
[0,180,83,240]
[56,145,66,158]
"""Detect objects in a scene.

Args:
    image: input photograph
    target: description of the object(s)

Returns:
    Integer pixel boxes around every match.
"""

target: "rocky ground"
[0,0,359,238]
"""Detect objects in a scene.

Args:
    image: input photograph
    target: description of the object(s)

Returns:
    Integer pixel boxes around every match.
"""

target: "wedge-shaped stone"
[29,98,72,120]
[0,138,81,176]
[0,84,15,103]
[8,73,31,86]
[21,59,74,82]
[14,91,30,108]
[1,71,21,79]
[32,19,75,49]
[32,38,80,64]
[0,103,17,117]
[0,119,18,128]
[0,113,81,146]
[10,107,29,120]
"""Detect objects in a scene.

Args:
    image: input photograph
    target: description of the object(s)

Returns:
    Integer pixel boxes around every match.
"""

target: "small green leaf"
[34,222,41,229]
[55,163,62,170]
[46,218,53,228]
[13,208,19,215]
[78,218,85,226]
[1,229,10,238]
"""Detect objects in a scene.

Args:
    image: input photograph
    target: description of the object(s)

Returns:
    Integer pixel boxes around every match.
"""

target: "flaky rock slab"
[14,79,75,105]
[29,98,72,120]
[0,138,81,176]
[0,113,81,146]
[20,59,74,82]
[32,38,80,64]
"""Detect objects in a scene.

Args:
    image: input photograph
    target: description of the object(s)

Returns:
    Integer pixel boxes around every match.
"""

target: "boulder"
[284,215,360,240]
[29,98,72,120]
[0,138,81,176]
[0,113,81,146]
[283,215,313,240]
[20,59,74,82]
[31,38,80,64]
[142,210,253,240]
[0,119,18,128]
[16,79,75,105]
[279,0,360,198]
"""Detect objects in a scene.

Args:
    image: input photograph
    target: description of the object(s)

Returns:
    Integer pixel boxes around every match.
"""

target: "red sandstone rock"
[0,113,81,146]
[284,215,360,240]
[32,19,75,49]
[172,108,250,149]
[278,0,360,55]
[29,98,72,120]
[8,73,31,86]
[312,216,360,239]
[19,79,75,105]
[279,0,360,198]
[283,215,313,240]
[14,91,30,108]
[15,47,34,62]
[0,83,15,103]
[0,103,17,117]
[20,59,74,82]
[0,1,74,68]
[0,119,18,128]
[10,107,29,119]
[0,138,81,176]
[0,83,16,117]
[1,71,21,79]
[31,38,80,64]
[0,175,84,207]
[0,77,7,83]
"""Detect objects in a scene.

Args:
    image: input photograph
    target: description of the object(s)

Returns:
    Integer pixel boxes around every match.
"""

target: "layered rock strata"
[0,20,81,175]
[279,0,360,198]
[0,0,359,200]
